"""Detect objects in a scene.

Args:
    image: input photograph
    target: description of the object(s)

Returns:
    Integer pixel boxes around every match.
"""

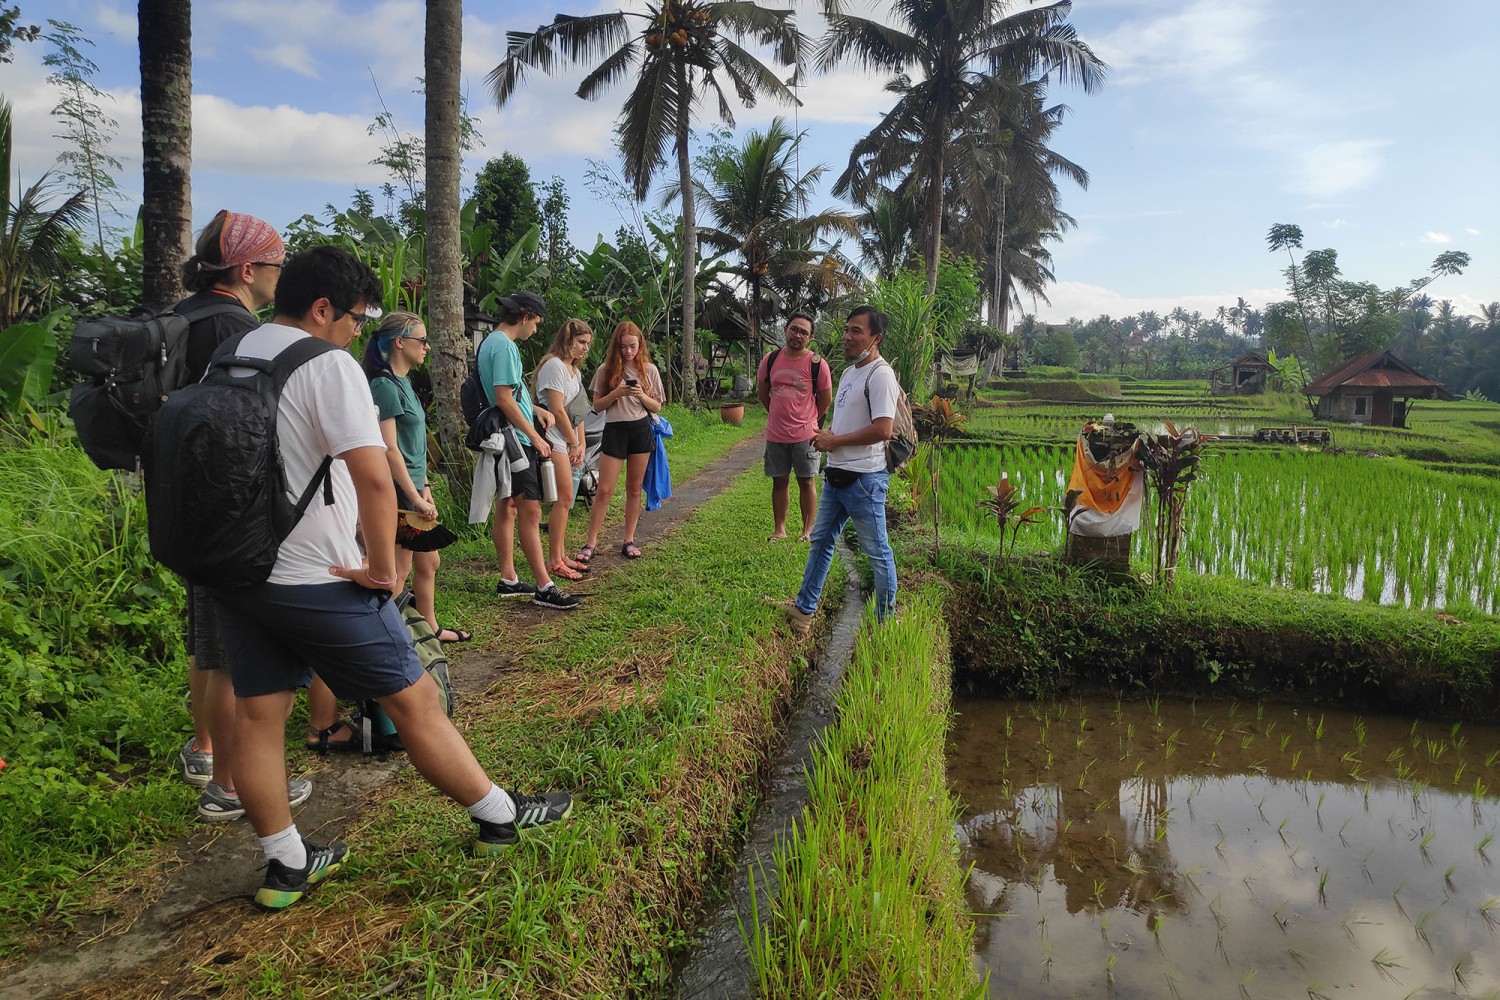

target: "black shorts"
[507,444,544,501]
[602,417,653,459]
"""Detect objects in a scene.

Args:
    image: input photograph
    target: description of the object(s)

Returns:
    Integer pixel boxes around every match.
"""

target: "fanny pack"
[825,466,862,489]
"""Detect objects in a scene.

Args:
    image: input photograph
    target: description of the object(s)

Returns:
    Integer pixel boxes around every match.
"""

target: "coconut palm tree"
[0,100,88,327]
[489,1,803,406]
[692,116,857,353]
[819,0,1104,297]
[423,0,471,474]
[855,187,920,281]
[138,0,192,310]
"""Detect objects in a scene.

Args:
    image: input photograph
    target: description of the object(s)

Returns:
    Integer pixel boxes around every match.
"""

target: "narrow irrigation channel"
[674,545,865,1000]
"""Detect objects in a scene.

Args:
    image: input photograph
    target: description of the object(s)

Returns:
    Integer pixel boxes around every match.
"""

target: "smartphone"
[625,378,639,387]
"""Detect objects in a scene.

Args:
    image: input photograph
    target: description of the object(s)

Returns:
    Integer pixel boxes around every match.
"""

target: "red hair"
[600,321,652,390]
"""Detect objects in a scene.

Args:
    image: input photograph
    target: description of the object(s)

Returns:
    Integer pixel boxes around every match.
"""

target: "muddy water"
[949,697,1500,999]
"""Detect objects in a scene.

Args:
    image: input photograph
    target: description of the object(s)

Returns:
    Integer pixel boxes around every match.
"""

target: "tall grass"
[0,421,195,940]
[750,588,985,998]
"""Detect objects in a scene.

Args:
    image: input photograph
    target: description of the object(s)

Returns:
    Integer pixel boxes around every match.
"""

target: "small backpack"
[143,332,338,587]
[864,360,918,473]
[354,590,456,755]
[460,359,489,427]
[69,298,249,471]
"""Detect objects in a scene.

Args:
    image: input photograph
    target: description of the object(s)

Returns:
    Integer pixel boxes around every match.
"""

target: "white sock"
[466,784,517,826]
[260,825,306,869]
[500,576,519,586]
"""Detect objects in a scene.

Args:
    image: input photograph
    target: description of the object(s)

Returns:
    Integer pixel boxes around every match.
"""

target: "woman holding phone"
[578,321,663,562]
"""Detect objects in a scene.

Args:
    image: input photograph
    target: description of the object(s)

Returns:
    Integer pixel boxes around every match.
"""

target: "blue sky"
[6,0,1496,323]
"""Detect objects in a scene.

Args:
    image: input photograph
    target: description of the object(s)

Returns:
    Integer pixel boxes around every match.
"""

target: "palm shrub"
[871,269,938,403]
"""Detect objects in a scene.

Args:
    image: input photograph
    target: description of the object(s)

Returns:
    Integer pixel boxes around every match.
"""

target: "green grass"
[750,587,985,999]
[0,420,200,948]
[0,402,766,965]
[162,464,839,997]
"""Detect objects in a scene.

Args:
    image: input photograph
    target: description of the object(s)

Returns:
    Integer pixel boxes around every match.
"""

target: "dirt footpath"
[0,434,762,1000]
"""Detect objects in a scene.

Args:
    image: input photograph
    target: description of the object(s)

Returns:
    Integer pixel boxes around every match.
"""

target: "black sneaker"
[253,840,348,910]
[532,585,581,611]
[495,578,538,599]
[473,791,574,857]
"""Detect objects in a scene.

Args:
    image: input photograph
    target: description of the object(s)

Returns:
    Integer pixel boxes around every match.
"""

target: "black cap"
[499,290,547,318]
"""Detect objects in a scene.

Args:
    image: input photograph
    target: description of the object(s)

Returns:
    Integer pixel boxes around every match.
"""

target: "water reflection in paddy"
[949,696,1500,999]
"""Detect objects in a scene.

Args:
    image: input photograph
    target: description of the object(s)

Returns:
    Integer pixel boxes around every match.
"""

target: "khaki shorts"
[764,439,820,479]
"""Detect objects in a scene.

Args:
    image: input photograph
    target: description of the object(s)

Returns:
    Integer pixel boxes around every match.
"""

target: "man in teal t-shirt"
[476,291,580,610]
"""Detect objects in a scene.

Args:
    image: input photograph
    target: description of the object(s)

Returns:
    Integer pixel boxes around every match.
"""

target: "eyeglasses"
[405,336,430,345]
[787,326,814,337]
[336,307,374,327]
[254,261,284,270]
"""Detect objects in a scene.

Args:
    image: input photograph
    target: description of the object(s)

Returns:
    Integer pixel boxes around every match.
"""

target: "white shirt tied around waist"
[827,358,899,473]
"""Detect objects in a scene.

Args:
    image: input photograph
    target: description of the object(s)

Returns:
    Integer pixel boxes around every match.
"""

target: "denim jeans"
[795,470,897,621]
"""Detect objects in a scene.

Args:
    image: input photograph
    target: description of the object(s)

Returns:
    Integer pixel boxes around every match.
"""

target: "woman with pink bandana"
[171,211,313,823]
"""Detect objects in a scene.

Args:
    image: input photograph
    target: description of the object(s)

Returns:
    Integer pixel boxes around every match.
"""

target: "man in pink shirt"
[756,311,834,540]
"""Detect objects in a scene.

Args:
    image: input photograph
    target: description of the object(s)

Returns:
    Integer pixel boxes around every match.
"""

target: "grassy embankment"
[0,404,767,973]
[750,586,985,998]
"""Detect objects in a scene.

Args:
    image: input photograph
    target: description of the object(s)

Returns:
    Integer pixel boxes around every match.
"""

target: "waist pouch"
[825,466,862,489]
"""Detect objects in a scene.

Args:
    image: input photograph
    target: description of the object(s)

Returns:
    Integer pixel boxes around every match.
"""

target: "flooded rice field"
[950,696,1500,999]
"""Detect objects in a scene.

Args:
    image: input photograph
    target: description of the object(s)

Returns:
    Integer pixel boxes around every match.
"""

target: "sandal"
[306,719,361,754]
[549,561,585,582]
[621,541,642,560]
[576,544,597,566]
[436,626,473,643]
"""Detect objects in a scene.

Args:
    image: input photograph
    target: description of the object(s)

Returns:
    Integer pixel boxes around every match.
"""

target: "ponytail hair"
[361,311,422,379]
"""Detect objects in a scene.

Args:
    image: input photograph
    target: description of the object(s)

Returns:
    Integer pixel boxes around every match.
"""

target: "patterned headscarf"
[201,210,284,270]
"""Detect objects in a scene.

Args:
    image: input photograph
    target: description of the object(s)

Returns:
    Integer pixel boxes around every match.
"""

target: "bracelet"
[366,573,398,588]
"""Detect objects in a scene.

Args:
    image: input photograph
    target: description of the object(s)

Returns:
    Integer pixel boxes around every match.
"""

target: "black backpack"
[69,298,249,470]
[460,359,489,427]
[144,332,338,588]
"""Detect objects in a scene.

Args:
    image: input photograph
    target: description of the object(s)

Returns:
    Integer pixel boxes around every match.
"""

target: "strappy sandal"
[306,719,361,754]
[549,561,585,582]
[621,541,642,560]
[436,626,472,643]
[576,544,596,566]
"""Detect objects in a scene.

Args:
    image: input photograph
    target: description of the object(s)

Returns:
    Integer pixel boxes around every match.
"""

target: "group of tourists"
[162,209,901,911]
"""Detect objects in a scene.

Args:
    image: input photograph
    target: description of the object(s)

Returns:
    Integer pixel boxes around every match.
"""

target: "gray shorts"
[186,584,228,671]
[765,439,820,479]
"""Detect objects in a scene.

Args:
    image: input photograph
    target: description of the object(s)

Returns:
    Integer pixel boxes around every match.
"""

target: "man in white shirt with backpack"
[783,305,899,634]
[155,247,572,910]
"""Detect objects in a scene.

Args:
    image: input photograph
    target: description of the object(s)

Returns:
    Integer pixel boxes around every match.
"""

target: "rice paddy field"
[949,695,1500,1000]
[938,381,1500,616]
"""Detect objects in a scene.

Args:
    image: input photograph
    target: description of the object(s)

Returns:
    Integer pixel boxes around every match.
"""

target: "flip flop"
[549,562,585,582]
[621,541,642,560]
[306,719,360,754]
[576,544,596,566]
[437,626,472,643]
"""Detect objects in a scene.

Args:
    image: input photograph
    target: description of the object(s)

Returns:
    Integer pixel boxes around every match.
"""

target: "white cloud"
[193,95,387,183]
[1026,281,1288,324]
[1295,139,1388,198]
[1091,0,1263,84]
[1419,231,1454,244]
[1466,227,1482,236]
[1324,218,1350,229]
[251,44,323,79]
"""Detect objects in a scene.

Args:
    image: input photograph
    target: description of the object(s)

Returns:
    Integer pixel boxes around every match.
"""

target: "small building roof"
[1302,351,1446,396]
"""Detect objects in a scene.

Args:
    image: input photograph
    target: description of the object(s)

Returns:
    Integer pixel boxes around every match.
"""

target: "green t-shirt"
[369,373,427,492]
[477,329,533,447]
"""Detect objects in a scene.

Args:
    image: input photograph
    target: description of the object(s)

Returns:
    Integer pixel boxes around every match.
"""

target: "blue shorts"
[210,582,425,700]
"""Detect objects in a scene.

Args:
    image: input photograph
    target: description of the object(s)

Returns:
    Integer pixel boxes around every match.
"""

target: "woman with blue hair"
[306,312,467,752]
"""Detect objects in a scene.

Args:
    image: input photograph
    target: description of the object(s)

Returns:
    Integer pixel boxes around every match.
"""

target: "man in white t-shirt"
[783,305,900,634]
[207,247,572,911]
